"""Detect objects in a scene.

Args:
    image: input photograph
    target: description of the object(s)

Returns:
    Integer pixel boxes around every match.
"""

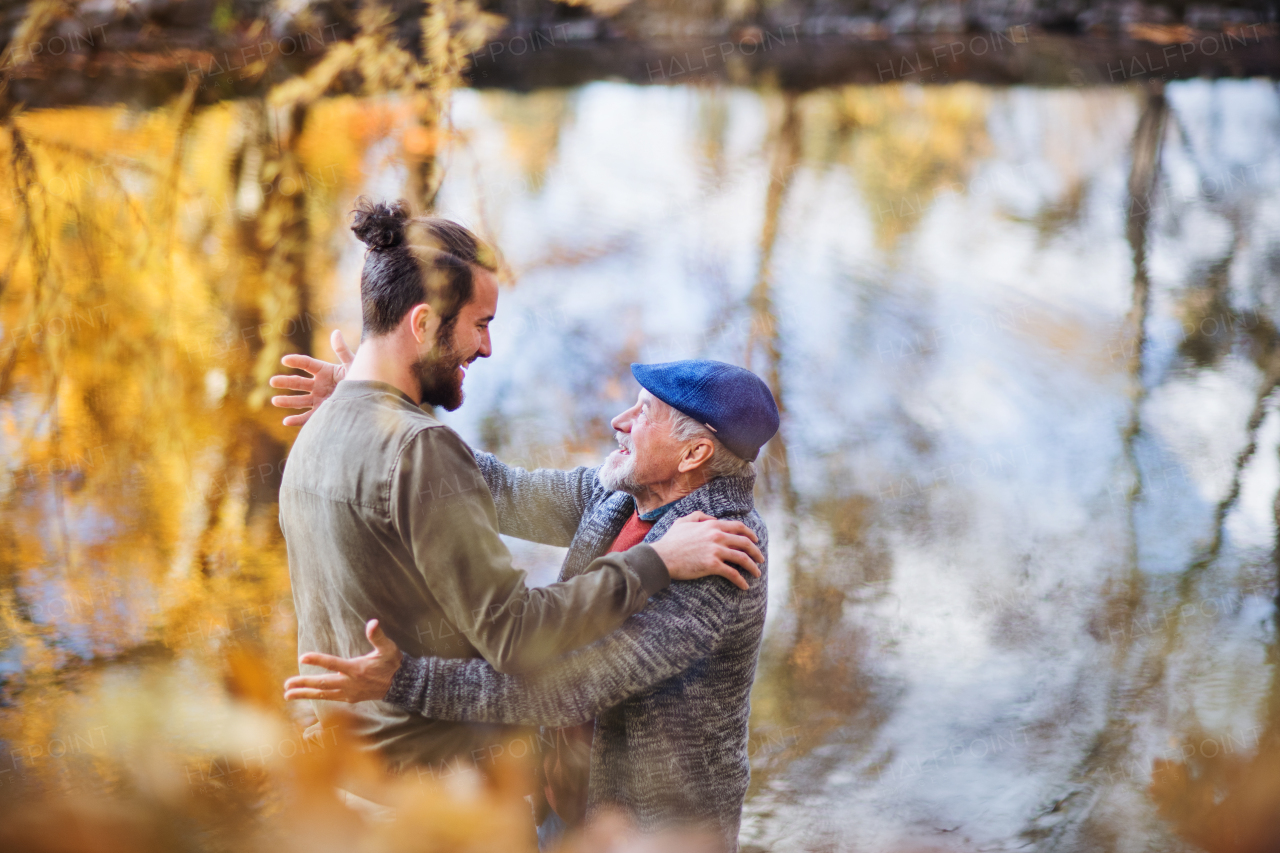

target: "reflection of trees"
[835,84,991,248]
[744,93,883,797]
[482,89,572,194]
[1142,91,1280,853]
[747,93,798,511]
[1020,82,1170,850]
[1020,82,1280,852]
[1115,81,1168,628]
[1182,236,1280,584]
[743,83,997,800]
[467,89,575,277]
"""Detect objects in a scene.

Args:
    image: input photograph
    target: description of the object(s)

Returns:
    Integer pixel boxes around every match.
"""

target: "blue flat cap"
[631,360,780,461]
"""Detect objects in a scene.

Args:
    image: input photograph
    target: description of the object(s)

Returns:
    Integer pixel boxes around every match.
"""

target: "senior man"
[283,358,779,851]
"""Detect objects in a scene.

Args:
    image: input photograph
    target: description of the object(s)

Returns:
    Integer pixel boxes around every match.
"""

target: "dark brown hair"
[350,197,497,339]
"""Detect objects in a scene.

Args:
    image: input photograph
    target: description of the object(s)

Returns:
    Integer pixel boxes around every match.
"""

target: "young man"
[275,199,763,775]
[282,354,780,851]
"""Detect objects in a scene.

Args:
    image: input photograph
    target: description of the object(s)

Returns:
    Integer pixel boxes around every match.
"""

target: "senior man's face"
[598,389,684,496]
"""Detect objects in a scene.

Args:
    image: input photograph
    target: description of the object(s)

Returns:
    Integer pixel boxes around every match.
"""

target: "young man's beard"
[412,321,467,411]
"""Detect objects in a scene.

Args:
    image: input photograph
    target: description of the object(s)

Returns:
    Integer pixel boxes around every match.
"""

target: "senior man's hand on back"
[651,511,762,589]
[269,329,355,426]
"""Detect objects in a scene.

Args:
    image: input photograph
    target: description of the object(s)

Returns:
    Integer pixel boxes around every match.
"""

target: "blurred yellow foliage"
[829,83,992,247]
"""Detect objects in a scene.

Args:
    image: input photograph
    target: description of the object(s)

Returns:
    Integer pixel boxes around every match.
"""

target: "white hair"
[665,407,755,480]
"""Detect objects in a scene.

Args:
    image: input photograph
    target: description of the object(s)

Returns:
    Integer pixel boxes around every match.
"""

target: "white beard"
[598,436,643,495]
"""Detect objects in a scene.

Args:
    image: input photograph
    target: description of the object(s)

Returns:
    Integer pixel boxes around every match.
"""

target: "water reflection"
[2,77,1280,851]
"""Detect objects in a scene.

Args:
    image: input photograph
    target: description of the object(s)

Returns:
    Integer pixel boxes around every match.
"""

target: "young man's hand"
[650,511,764,591]
[269,329,356,426]
[283,619,403,703]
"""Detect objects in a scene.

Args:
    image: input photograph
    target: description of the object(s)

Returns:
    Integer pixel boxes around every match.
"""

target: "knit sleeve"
[384,572,753,727]
[472,451,599,547]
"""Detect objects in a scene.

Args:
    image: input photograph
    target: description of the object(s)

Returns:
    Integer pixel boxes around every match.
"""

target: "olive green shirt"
[279,380,669,771]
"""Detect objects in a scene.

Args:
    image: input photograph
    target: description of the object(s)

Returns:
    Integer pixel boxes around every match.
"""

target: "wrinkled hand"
[283,619,403,704]
[269,329,356,426]
[650,511,764,591]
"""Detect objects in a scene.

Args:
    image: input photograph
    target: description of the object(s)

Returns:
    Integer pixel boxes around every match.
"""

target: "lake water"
[2,77,1279,852]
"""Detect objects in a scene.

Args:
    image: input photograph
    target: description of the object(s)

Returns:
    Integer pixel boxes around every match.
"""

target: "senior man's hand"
[284,619,403,704]
[269,329,355,426]
[650,511,764,591]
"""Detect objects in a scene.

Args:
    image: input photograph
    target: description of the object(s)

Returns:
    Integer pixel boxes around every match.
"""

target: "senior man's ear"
[677,438,716,473]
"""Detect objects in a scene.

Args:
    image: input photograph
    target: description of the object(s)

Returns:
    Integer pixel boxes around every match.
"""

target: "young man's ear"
[408,303,437,345]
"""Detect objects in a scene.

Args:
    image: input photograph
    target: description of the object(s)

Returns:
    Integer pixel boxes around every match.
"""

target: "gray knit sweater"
[385,454,768,849]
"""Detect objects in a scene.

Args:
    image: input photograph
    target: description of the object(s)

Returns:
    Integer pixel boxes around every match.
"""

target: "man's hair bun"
[350,196,409,250]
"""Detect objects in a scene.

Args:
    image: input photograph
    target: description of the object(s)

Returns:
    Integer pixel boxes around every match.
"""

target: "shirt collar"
[638,500,680,523]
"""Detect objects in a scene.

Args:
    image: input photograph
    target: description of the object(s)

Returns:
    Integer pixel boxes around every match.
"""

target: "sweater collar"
[636,473,756,523]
